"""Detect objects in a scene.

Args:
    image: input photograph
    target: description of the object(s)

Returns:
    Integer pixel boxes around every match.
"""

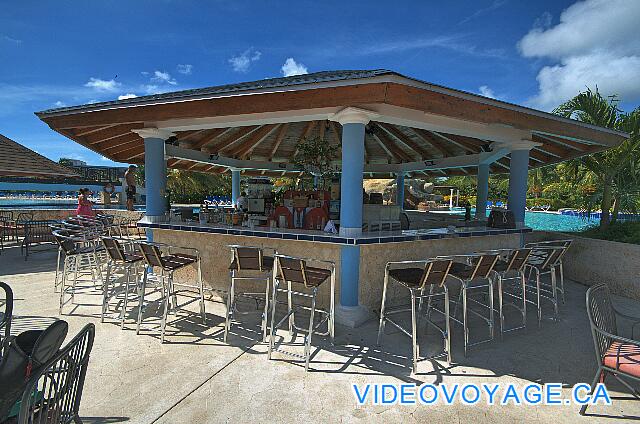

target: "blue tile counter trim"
[138,222,532,245]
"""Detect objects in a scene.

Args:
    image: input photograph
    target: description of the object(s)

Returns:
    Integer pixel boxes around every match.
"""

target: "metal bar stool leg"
[198,258,206,324]
[267,278,280,360]
[224,271,235,343]
[160,274,171,343]
[462,284,469,357]
[101,262,112,323]
[120,266,131,329]
[329,267,335,345]
[376,271,389,346]
[304,287,318,372]
[410,290,418,374]
[136,268,148,335]
[497,274,504,340]
[443,286,452,364]
[262,276,270,342]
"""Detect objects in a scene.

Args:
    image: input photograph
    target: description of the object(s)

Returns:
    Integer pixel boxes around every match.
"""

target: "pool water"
[448,208,598,232]
[522,211,597,232]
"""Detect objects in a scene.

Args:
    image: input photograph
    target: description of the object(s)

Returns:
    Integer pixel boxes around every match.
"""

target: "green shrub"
[577,221,640,245]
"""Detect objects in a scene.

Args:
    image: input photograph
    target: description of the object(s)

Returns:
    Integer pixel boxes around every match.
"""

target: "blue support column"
[508,149,530,225]
[339,123,365,237]
[143,137,168,219]
[396,172,405,208]
[313,175,319,190]
[475,163,489,219]
[231,169,241,205]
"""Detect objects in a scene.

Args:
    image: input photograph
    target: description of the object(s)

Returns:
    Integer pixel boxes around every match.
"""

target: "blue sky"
[1,0,638,166]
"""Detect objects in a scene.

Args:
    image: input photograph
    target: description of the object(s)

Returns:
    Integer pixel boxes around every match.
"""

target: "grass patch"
[576,221,640,245]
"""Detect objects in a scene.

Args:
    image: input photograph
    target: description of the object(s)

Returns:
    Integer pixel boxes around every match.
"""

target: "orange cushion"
[603,341,640,377]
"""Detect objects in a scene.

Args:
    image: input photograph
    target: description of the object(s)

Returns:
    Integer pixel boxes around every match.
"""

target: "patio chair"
[21,220,58,260]
[101,237,143,328]
[523,244,570,326]
[525,239,572,303]
[0,281,13,353]
[268,254,335,372]
[16,323,95,424]
[136,242,206,343]
[14,212,34,241]
[581,283,640,415]
[437,253,499,357]
[224,245,275,343]
[377,258,453,373]
[53,229,105,314]
[488,248,532,338]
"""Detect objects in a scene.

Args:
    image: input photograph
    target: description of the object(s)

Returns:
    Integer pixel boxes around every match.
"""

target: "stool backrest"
[102,237,125,262]
[469,253,499,279]
[277,256,308,286]
[51,229,78,255]
[137,242,164,268]
[527,246,565,270]
[232,246,264,271]
[420,259,453,289]
[504,248,532,273]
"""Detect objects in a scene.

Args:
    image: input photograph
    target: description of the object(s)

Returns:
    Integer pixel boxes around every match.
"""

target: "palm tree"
[554,89,640,228]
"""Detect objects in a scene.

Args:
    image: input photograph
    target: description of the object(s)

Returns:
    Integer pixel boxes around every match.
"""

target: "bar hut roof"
[0,134,79,178]
[36,69,628,178]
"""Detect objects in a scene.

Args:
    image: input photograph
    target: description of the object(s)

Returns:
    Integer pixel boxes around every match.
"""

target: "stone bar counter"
[138,221,531,312]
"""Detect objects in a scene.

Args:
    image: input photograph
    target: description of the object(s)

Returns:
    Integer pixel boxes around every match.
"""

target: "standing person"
[124,165,137,211]
[76,188,95,217]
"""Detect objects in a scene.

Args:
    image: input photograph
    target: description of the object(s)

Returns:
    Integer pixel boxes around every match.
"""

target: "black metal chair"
[488,248,532,338]
[136,242,206,343]
[224,245,275,343]
[377,259,453,373]
[438,253,499,357]
[21,220,58,260]
[581,283,640,415]
[268,254,335,372]
[16,323,95,424]
[53,230,104,314]
[101,237,144,329]
[525,239,572,303]
[524,245,570,325]
[0,281,13,353]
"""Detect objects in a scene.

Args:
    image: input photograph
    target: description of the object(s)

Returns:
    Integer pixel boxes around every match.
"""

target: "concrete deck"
[1,243,639,423]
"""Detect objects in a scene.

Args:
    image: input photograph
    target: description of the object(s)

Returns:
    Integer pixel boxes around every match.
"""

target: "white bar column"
[507,140,539,226]
[132,128,175,223]
[475,163,489,219]
[330,107,379,328]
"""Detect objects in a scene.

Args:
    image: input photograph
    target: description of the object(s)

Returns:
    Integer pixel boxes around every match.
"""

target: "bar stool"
[523,245,569,326]
[267,254,335,371]
[377,259,453,373]
[53,229,105,314]
[224,245,275,342]
[488,248,532,338]
[101,237,144,328]
[136,242,206,343]
[440,253,499,357]
[525,240,572,303]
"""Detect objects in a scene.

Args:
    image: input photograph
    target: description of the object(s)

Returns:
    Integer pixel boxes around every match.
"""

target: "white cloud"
[478,86,496,99]
[459,0,508,25]
[53,100,66,107]
[518,0,640,110]
[84,77,121,92]
[151,70,177,85]
[2,35,22,45]
[117,93,137,100]
[281,58,308,77]
[229,48,262,73]
[359,35,505,59]
[177,64,193,75]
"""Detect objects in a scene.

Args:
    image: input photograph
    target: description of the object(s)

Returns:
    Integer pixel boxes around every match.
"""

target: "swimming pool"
[450,208,598,232]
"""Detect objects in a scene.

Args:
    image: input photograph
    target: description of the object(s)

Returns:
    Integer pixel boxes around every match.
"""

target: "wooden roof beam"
[370,124,412,162]
[412,129,452,156]
[229,124,279,159]
[534,133,590,151]
[190,128,229,150]
[206,126,259,154]
[73,124,119,137]
[80,123,144,145]
[269,123,290,160]
[377,123,430,160]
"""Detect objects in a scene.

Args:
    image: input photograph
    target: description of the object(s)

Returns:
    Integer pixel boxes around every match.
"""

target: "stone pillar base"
[335,304,372,328]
